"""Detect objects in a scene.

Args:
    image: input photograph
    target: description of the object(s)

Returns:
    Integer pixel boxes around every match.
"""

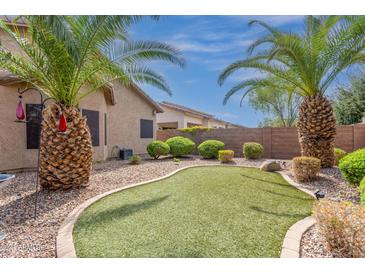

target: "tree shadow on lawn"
[80,195,170,226]
[249,206,309,219]
[256,188,313,201]
[240,174,294,189]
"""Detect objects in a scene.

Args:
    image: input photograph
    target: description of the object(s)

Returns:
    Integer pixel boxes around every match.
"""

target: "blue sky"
[129,16,351,127]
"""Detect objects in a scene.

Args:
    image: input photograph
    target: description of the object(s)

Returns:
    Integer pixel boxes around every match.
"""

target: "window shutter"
[26,104,42,149]
[140,119,153,138]
[82,109,100,146]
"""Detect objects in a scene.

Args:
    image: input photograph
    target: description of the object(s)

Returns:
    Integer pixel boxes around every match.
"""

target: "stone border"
[277,171,316,258]
[57,165,315,258]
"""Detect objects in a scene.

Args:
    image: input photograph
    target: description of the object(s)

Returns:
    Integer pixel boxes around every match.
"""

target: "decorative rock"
[260,160,282,172]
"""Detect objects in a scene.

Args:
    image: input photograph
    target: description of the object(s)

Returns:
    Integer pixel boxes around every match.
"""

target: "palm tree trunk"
[39,104,93,189]
[297,95,336,167]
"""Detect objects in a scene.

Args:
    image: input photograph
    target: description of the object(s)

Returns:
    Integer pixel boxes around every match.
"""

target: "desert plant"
[0,16,184,189]
[313,200,365,257]
[165,136,195,157]
[334,147,347,165]
[339,148,365,185]
[129,155,141,165]
[198,140,225,159]
[178,126,210,136]
[360,177,365,206]
[219,16,365,167]
[292,156,321,182]
[147,141,170,159]
[218,150,234,163]
[243,142,264,159]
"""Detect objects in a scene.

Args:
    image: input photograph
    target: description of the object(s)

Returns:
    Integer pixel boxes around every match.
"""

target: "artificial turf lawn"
[73,166,313,258]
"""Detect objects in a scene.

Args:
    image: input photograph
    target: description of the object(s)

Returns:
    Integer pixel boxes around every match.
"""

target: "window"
[140,119,153,138]
[82,109,100,146]
[26,104,42,149]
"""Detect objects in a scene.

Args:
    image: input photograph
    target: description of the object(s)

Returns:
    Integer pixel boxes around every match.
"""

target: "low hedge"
[198,140,225,159]
[334,148,347,166]
[339,148,365,185]
[147,141,170,159]
[165,136,195,157]
[218,150,234,163]
[243,142,264,159]
[292,156,321,183]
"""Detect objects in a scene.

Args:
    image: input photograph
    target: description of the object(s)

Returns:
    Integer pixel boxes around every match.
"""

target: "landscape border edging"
[56,164,315,258]
[277,171,316,258]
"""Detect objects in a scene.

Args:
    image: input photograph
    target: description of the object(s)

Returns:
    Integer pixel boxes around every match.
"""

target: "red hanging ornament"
[59,112,67,132]
[16,96,25,120]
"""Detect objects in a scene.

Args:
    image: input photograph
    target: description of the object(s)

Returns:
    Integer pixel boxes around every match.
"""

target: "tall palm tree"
[0,16,184,189]
[219,16,365,167]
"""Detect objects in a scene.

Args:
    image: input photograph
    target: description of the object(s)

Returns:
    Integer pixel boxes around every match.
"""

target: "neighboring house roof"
[0,71,164,113]
[160,101,214,119]
[159,101,246,128]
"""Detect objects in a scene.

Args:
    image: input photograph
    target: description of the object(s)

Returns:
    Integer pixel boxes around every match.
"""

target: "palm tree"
[0,16,184,189]
[222,76,300,127]
[219,16,365,167]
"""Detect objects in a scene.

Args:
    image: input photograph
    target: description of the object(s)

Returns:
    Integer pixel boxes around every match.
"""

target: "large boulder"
[260,160,282,172]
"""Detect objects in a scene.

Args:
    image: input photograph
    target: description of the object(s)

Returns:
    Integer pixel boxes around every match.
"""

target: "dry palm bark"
[297,95,336,167]
[39,104,93,189]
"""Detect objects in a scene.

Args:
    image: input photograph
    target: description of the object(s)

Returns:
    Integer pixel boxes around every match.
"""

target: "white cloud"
[214,112,239,120]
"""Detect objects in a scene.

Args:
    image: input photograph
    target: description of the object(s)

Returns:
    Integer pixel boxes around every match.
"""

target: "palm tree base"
[39,105,93,190]
[297,95,336,168]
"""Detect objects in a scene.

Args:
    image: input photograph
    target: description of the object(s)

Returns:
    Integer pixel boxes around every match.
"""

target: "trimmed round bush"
[129,155,141,165]
[147,141,170,159]
[198,140,225,159]
[339,148,365,185]
[334,148,347,166]
[292,156,321,183]
[243,142,264,159]
[165,136,195,157]
[360,177,365,206]
[218,150,234,163]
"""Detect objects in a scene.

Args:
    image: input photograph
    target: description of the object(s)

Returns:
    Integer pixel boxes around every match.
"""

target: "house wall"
[157,124,365,159]
[156,106,185,128]
[107,81,156,156]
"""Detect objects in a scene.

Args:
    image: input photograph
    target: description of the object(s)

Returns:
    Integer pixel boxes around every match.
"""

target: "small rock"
[260,160,282,172]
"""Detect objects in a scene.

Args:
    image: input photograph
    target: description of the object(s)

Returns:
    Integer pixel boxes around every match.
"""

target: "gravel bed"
[0,157,265,258]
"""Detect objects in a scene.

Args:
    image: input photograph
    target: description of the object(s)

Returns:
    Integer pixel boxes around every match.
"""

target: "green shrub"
[165,136,195,157]
[129,155,141,165]
[334,147,347,165]
[147,141,170,159]
[198,140,225,159]
[360,177,365,206]
[218,150,234,163]
[243,142,264,159]
[178,126,210,136]
[292,156,321,182]
[339,148,365,185]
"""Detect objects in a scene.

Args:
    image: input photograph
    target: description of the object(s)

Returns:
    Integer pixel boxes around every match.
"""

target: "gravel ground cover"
[0,157,264,258]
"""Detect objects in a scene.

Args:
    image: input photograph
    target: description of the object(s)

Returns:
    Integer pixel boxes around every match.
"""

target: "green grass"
[73,166,313,257]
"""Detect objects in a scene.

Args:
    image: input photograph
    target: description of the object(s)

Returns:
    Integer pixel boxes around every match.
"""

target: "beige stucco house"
[157,101,245,129]
[0,20,163,171]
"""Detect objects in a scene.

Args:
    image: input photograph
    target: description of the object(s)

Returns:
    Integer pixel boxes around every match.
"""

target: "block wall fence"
[156,124,365,159]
